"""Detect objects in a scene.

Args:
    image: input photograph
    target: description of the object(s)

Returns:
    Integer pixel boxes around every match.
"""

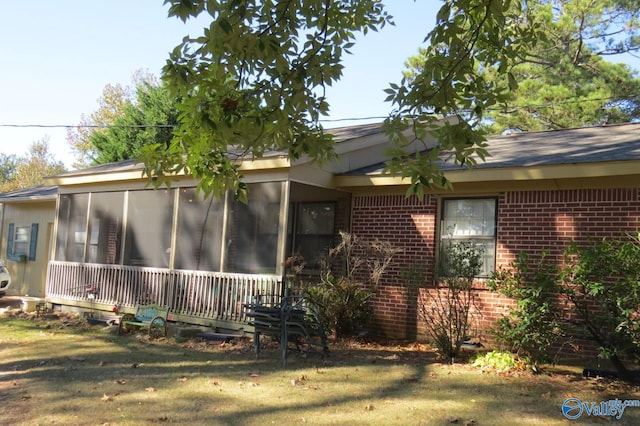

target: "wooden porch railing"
[46,261,284,326]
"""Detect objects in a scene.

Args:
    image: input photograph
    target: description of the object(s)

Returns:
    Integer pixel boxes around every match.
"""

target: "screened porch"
[45,180,350,329]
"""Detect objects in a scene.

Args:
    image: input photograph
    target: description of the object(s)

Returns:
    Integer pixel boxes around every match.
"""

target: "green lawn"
[1,311,639,425]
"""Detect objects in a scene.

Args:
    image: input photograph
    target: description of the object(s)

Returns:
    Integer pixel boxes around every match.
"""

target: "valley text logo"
[562,397,640,420]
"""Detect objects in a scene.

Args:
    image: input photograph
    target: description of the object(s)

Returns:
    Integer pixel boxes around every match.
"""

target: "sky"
[0,2,638,170]
[0,1,440,168]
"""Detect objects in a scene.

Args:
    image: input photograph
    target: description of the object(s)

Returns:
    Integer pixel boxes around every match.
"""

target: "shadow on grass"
[2,314,640,425]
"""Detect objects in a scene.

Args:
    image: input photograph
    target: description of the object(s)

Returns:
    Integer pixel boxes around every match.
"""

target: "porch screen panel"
[86,192,124,264]
[54,193,89,262]
[175,188,224,271]
[124,189,174,268]
[294,202,335,267]
[226,182,282,274]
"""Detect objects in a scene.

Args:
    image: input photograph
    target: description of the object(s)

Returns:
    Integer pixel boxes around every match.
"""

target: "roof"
[342,122,640,176]
[446,122,640,170]
[45,122,389,182]
[0,185,58,203]
[42,121,640,190]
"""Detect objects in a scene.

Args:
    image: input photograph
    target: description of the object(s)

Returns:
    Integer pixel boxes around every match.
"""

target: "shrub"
[559,235,640,381]
[305,275,374,337]
[304,231,400,337]
[419,239,482,363]
[488,251,563,365]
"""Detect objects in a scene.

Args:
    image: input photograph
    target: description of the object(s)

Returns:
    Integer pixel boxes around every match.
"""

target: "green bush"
[559,235,640,380]
[304,231,399,338]
[488,251,563,364]
[305,275,374,337]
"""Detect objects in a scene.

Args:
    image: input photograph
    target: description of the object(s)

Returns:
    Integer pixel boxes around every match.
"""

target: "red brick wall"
[498,189,640,263]
[351,188,640,346]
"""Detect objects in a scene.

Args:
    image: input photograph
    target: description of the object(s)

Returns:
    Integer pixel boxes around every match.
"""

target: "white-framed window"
[13,226,30,257]
[440,198,497,276]
[6,223,38,261]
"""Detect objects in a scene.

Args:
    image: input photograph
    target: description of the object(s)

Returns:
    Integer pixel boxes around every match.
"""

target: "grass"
[1,308,640,425]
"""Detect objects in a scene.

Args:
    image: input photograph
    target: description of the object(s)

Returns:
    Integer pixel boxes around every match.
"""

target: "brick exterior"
[351,188,640,353]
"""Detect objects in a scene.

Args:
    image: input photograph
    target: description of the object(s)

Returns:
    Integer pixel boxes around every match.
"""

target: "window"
[290,202,335,269]
[6,223,38,261]
[13,226,30,257]
[440,198,497,276]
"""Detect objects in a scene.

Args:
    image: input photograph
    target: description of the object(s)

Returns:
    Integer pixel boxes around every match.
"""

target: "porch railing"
[46,261,284,326]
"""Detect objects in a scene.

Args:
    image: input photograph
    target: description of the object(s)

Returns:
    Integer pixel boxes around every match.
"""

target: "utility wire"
[0,94,638,130]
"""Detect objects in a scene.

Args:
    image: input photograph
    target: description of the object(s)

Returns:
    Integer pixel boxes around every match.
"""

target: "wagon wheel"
[149,316,167,338]
[118,313,136,334]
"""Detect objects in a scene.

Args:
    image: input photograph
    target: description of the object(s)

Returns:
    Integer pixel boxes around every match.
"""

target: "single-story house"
[38,121,640,341]
[0,185,57,298]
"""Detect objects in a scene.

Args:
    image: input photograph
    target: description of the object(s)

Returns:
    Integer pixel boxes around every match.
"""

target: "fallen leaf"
[463,420,477,426]
[446,416,459,423]
[115,379,127,385]
[248,372,259,377]
[101,394,112,402]
[177,376,188,382]
[145,387,156,392]
[364,404,374,411]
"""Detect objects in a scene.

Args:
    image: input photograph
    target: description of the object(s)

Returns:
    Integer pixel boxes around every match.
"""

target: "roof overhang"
[333,160,640,192]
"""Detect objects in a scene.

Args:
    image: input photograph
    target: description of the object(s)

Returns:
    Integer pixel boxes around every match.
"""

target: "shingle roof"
[45,121,640,180]
[0,185,57,202]
[449,122,640,170]
[46,122,388,179]
[343,122,640,176]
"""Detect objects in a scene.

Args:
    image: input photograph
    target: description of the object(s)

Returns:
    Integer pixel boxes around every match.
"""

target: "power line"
[0,94,638,130]
[0,124,175,129]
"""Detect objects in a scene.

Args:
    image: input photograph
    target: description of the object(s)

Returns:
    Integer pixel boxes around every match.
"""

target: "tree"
[0,153,19,184]
[66,70,172,167]
[0,137,66,192]
[147,1,638,199]
[404,0,640,134]
[91,82,179,164]
[143,0,392,201]
[67,81,134,169]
